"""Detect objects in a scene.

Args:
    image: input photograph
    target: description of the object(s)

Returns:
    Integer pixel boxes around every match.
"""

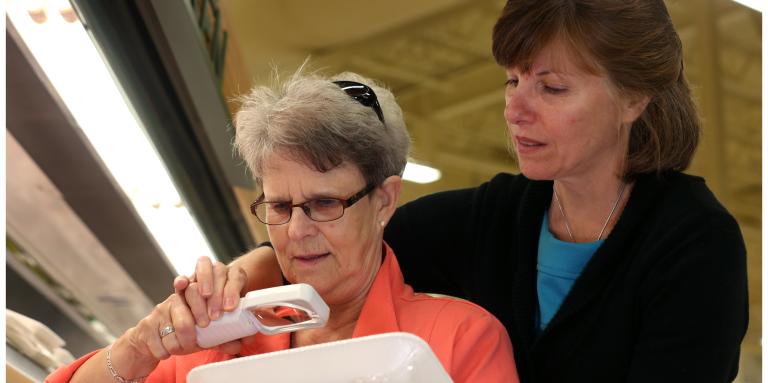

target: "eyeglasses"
[250,184,376,225]
[333,80,385,124]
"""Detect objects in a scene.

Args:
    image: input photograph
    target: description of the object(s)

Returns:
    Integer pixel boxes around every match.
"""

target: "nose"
[286,206,318,240]
[504,85,533,126]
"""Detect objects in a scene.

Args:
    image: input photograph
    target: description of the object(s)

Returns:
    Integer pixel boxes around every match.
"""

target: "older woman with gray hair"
[46,71,519,383]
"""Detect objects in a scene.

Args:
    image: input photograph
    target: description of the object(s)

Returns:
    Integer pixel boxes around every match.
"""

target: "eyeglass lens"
[255,199,344,224]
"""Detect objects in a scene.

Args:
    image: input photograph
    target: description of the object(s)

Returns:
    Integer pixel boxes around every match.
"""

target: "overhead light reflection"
[7,0,215,276]
[403,162,441,184]
[731,0,763,12]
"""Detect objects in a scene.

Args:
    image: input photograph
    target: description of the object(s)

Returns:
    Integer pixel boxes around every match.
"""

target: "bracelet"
[106,345,148,383]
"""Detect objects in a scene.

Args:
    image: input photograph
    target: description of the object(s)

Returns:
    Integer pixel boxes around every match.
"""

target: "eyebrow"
[263,190,342,202]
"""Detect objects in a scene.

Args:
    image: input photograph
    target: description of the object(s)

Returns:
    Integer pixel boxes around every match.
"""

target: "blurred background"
[5,0,761,381]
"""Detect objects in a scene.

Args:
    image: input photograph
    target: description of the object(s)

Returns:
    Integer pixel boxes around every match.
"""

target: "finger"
[185,282,210,327]
[222,267,248,311]
[168,295,200,353]
[195,256,214,297]
[160,327,183,356]
[216,340,243,355]
[173,275,190,295]
[207,262,228,320]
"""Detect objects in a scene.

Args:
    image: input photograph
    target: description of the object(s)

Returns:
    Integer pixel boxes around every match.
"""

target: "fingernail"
[197,317,209,327]
[211,310,220,320]
[224,297,235,309]
[202,284,212,296]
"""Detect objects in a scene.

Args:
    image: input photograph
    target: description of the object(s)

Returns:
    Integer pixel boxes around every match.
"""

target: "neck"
[292,245,384,348]
[549,173,632,243]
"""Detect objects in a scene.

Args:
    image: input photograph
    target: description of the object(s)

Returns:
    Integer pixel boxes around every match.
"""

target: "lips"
[516,136,545,147]
[292,252,330,266]
[515,136,546,155]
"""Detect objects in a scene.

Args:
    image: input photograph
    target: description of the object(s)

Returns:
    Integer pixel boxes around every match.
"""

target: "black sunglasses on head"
[333,80,385,124]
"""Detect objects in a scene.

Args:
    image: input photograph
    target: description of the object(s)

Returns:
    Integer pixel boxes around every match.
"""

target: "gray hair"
[234,69,411,187]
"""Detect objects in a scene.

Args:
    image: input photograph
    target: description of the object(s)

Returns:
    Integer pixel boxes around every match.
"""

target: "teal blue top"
[536,212,603,332]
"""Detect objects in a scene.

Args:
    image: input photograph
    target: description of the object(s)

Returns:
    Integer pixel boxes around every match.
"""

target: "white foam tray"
[187,332,453,383]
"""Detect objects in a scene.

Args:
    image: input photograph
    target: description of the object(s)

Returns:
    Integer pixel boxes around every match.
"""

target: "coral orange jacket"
[47,244,518,383]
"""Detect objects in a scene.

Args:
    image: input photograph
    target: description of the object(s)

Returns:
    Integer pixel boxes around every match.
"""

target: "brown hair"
[492,0,700,180]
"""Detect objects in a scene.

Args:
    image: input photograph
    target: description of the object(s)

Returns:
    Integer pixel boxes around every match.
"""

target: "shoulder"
[629,172,746,290]
[641,172,740,233]
[478,172,530,200]
[394,294,517,381]
[398,293,509,337]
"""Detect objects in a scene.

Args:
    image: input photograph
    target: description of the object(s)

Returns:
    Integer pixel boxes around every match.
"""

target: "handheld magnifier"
[195,284,329,348]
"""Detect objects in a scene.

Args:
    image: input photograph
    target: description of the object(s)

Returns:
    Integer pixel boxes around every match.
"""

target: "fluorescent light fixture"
[7,0,215,276]
[403,162,441,184]
[731,0,763,12]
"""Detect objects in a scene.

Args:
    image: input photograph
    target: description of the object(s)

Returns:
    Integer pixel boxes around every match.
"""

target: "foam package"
[187,332,453,383]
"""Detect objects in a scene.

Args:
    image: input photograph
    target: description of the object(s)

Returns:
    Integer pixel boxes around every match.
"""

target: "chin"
[519,164,555,181]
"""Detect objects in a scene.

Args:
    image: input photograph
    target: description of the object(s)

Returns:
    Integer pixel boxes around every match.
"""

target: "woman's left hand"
[173,256,248,327]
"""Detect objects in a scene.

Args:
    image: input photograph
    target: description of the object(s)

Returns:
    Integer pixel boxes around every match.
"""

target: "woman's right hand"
[67,285,245,383]
[97,290,241,382]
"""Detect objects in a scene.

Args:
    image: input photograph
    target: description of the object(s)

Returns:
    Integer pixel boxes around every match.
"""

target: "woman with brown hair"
[181,1,748,381]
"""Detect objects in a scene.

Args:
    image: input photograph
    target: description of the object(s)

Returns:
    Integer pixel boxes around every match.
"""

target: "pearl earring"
[379,221,386,227]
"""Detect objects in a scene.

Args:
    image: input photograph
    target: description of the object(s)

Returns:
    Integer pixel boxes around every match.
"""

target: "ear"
[373,175,402,227]
[621,93,650,126]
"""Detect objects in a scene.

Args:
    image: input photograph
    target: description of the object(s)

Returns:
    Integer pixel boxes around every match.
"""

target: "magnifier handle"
[195,309,261,349]
[195,284,329,348]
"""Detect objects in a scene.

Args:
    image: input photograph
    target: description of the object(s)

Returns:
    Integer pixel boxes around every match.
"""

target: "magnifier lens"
[251,305,313,327]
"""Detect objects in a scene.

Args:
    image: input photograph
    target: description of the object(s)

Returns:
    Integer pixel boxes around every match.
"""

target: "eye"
[505,78,519,88]
[270,202,292,214]
[540,82,567,94]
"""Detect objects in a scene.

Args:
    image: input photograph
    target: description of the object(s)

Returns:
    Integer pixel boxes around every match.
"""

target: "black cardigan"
[385,171,748,382]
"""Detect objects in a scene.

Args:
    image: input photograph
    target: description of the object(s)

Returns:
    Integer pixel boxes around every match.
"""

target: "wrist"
[109,331,159,380]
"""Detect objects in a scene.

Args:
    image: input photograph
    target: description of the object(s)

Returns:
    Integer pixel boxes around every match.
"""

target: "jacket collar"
[515,173,670,347]
[352,243,402,337]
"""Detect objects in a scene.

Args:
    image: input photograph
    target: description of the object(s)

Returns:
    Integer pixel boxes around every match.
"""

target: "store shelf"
[6,344,48,383]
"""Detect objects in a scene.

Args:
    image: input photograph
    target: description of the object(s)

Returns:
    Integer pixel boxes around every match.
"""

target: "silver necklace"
[552,181,627,242]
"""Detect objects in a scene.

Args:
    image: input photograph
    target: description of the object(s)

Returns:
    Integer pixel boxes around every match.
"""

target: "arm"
[47,292,210,383]
[182,186,484,316]
[181,179,501,322]
[47,287,243,383]
[384,187,480,297]
[230,245,284,293]
[627,213,748,382]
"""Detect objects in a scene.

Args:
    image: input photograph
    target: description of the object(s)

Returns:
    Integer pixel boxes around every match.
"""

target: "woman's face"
[261,153,386,306]
[504,42,644,182]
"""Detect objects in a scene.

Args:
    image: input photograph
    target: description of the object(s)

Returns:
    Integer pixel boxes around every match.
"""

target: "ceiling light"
[730,0,763,12]
[7,0,215,276]
[403,162,441,184]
